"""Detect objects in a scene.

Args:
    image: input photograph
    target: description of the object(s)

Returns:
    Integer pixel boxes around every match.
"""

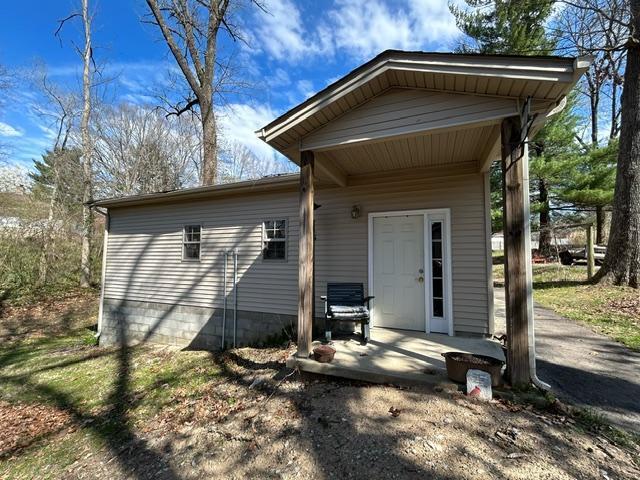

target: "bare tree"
[31,71,81,285]
[555,0,628,145]
[93,103,201,197]
[581,0,640,287]
[55,0,96,288]
[143,0,262,185]
[0,64,14,161]
[218,141,269,183]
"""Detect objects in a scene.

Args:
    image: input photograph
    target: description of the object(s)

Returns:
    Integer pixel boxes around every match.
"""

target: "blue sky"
[0,0,463,169]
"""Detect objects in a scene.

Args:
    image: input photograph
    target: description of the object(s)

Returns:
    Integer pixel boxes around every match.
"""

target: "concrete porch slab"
[287,328,505,387]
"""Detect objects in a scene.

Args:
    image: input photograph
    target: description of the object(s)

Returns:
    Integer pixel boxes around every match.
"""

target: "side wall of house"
[100,172,490,348]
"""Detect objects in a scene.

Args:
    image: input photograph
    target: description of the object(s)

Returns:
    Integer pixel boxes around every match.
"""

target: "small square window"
[263,219,287,260]
[183,225,201,260]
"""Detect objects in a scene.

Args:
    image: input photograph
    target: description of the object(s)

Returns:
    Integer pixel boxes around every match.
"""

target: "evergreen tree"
[30,149,83,215]
[529,95,581,253]
[451,0,587,255]
[451,0,555,55]
[558,141,617,244]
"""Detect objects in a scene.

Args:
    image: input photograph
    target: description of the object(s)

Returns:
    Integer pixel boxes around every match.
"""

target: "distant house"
[92,50,589,355]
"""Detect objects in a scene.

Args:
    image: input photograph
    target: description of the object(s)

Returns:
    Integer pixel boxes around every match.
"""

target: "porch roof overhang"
[257,50,591,184]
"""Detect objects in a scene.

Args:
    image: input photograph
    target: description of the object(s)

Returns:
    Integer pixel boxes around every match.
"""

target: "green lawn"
[494,262,640,350]
[0,327,222,479]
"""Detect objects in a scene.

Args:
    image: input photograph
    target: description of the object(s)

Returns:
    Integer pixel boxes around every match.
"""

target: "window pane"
[275,220,286,238]
[264,241,286,259]
[184,243,200,260]
[432,240,442,259]
[432,278,443,298]
[264,220,274,230]
[185,225,200,242]
[432,259,442,278]
[433,298,444,317]
[431,222,442,240]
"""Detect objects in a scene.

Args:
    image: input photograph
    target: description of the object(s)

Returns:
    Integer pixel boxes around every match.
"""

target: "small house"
[93,51,588,382]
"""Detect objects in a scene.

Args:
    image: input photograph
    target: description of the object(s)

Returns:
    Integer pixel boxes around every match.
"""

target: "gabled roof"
[257,50,591,158]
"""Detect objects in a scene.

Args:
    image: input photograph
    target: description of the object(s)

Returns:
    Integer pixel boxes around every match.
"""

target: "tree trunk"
[79,0,93,288]
[594,2,640,288]
[538,178,552,256]
[38,154,60,286]
[590,88,599,147]
[595,205,606,245]
[200,97,217,185]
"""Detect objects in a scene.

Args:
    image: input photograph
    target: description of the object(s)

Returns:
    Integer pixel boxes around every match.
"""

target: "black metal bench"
[321,283,374,344]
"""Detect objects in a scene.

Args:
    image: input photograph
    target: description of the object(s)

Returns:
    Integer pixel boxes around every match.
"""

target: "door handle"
[417,276,424,283]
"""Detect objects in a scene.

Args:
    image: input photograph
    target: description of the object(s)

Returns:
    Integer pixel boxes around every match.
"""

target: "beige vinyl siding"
[301,89,517,151]
[104,173,490,335]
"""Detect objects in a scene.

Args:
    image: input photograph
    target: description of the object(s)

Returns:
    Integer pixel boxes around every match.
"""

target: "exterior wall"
[101,171,490,347]
[101,298,295,349]
[301,88,517,151]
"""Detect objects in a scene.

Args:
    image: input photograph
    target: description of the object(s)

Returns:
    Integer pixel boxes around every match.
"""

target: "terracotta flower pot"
[313,345,336,363]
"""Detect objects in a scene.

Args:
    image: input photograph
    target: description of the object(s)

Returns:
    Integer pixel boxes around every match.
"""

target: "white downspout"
[522,142,551,390]
[233,249,238,349]
[96,209,110,339]
[221,250,228,350]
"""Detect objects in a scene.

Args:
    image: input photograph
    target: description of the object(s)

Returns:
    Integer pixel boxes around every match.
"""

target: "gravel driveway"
[494,288,640,433]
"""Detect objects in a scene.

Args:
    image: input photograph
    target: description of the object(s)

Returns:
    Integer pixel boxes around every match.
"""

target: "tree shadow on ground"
[198,348,630,480]
[0,235,182,479]
[532,280,586,290]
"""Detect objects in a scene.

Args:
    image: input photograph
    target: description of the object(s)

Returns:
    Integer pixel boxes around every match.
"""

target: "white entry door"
[372,215,425,330]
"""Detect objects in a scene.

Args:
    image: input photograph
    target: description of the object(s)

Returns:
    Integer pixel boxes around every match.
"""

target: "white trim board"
[367,208,454,336]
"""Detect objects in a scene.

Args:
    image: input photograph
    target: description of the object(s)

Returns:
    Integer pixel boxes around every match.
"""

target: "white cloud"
[0,121,23,137]
[296,80,315,100]
[219,102,284,161]
[328,0,460,59]
[266,68,291,88]
[218,102,297,176]
[253,0,334,62]
[251,0,461,64]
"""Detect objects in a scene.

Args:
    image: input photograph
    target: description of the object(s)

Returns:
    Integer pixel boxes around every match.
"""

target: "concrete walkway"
[494,288,640,433]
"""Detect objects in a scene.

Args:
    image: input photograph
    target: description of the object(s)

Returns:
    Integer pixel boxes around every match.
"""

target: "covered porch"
[259,51,590,387]
[286,327,505,386]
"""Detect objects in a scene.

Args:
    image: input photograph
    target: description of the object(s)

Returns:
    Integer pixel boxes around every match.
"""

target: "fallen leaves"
[0,401,73,459]
[605,297,640,320]
[388,406,401,417]
[0,291,98,343]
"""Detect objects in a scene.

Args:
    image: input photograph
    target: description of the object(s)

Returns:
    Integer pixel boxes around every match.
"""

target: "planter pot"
[442,351,504,387]
[313,345,336,363]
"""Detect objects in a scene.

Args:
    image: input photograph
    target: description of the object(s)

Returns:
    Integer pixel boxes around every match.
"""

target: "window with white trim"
[262,219,287,260]
[182,225,201,260]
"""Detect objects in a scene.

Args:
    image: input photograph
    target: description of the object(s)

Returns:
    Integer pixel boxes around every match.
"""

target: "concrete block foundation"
[100,298,296,350]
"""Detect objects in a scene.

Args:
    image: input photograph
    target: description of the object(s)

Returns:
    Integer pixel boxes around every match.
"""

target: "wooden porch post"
[297,150,314,358]
[501,116,531,386]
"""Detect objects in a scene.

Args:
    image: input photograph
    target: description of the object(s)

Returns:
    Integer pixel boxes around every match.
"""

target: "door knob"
[418,276,424,283]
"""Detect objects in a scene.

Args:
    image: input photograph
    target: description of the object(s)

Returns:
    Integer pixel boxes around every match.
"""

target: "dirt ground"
[1,292,638,480]
[35,347,637,480]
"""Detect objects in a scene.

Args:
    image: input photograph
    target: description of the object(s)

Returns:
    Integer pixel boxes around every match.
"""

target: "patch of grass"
[572,407,640,449]
[493,262,640,350]
[0,327,222,478]
[531,265,639,350]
